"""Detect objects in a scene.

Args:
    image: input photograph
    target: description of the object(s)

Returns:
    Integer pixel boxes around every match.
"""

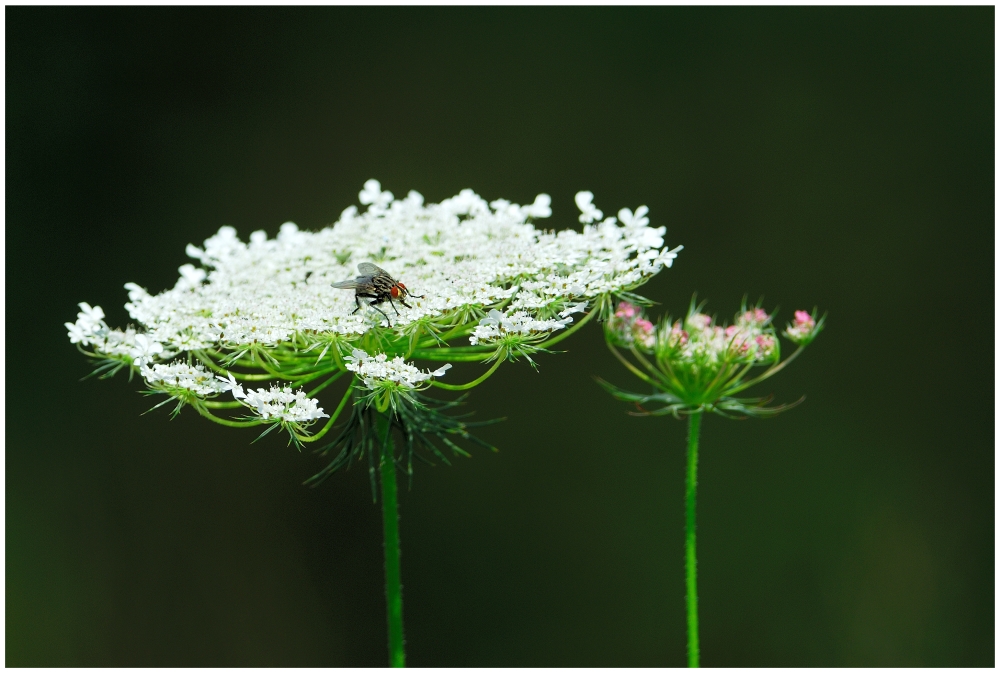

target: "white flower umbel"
[69,181,680,449]
[344,348,452,413]
[239,385,329,424]
[345,349,450,391]
[141,361,229,397]
[65,302,108,346]
[469,309,573,346]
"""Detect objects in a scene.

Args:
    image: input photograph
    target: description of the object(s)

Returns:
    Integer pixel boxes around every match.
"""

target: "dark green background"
[7,7,993,667]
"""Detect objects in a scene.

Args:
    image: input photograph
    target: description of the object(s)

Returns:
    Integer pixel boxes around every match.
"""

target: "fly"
[331,262,424,327]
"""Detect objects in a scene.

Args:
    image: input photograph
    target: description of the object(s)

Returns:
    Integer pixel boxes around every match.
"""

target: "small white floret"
[575,191,603,224]
[130,334,164,368]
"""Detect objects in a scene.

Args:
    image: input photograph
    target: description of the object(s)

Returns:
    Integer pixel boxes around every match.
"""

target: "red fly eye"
[397,282,407,290]
[390,286,400,298]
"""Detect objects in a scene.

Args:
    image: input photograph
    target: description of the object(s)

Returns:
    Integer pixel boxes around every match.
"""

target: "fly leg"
[368,300,392,327]
[350,293,368,315]
[353,292,391,327]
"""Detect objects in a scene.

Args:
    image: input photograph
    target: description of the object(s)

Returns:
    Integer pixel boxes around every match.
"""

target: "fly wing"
[330,278,364,289]
[357,262,384,276]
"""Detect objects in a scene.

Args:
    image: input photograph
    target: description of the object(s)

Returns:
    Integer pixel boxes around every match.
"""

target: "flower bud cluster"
[344,349,451,391]
[662,307,778,367]
[605,301,656,349]
[469,309,573,346]
[602,299,824,418]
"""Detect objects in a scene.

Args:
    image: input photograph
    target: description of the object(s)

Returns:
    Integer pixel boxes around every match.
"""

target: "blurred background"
[6,6,993,667]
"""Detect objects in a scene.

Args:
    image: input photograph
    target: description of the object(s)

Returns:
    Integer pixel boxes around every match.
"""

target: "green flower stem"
[607,342,657,387]
[296,381,355,443]
[194,352,276,380]
[685,411,702,668]
[192,403,264,428]
[256,357,340,381]
[429,322,475,345]
[431,357,503,391]
[726,345,805,396]
[629,345,676,388]
[305,369,347,398]
[699,362,738,403]
[202,400,245,409]
[410,350,493,362]
[376,412,406,668]
[417,344,493,353]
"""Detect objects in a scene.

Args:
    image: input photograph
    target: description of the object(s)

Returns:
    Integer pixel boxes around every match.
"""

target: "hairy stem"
[685,411,702,667]
[377,412,406,667]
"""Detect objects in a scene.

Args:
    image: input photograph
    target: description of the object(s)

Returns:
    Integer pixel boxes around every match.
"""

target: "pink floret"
[615,302,638,319]
[742,308,769,325]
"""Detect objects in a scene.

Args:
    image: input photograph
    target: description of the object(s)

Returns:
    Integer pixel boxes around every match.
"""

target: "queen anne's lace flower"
[68,182,681,452]
[673,309,776,365]
[617,206,649,228]
[359,179,394,213]
[129,334,164,368]
[215,372,245,399]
